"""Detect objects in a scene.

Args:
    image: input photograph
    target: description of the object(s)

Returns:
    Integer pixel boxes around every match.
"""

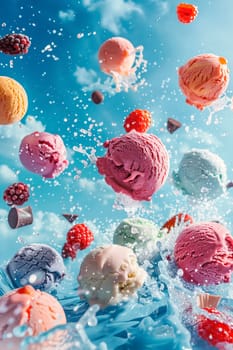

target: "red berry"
[161,213,193,233]
[62,242,76,260]
[197,307,233,347]
[124,109,152,133]
[0,33,31,55]
[3,182,30,206]
[176,3,198,24]
[62,223,94,259]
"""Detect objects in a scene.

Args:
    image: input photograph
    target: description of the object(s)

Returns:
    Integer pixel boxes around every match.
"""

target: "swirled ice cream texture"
[173,149,227,200]
[19,131,68,178]
[78,244,147,308]
[96,131,169,201]
[178,54,229,110]
[174,222,233,285]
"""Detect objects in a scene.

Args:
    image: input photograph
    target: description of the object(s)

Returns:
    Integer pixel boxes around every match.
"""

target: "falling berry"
[0,33,31,55]
[161,213,193,233]
[62,242,76,260]
[124,109,152,133]
[3,182,30,206]
[176,3,198,24]
[197,307,233,347]
[62,223,94,259]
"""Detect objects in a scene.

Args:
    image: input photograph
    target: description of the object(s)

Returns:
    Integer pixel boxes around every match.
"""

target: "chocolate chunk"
[62,214,78,223]
[8,206,33,229]
[91,90,104,104]
[226,181,233,189]
[167,118,182,134]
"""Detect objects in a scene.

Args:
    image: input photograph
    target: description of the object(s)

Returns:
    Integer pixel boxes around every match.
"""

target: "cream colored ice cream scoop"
[78,244,147,308]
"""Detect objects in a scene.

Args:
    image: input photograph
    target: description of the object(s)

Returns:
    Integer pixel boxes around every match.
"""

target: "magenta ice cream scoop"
[174,222,233,285]
[96,131,169,201]
[19,131,68,178]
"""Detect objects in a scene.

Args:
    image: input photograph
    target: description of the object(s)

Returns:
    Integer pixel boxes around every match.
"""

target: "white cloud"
[0,116,45,163]
[73,66,97,85]
[73,66,117,94]
[79,177,96,192]
[183,127,221,148]
[31,211,68,241]
[0,165,18,183]
[58,9,75,22]
[0,209,10,237]
[82,0,143,34]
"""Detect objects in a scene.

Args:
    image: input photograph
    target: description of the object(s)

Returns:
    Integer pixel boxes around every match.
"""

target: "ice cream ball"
[96,131,169,201]
[98,37,136,76]
[6,244,66,291]
[172,149,227,200]
[174,222,233,285]
[19,131,68,178]
[78,244,147,308]
[0,76,28,125]
[178,54,229,110]
[0,286,66,343]
[113,217,161,261]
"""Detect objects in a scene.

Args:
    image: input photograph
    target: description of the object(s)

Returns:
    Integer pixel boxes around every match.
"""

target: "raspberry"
[62,242,76,260]
[197,307,233,347]
[0,33,31,55]
[67,223,94,250]
[124,109,152,133]
[3,182,30,206]
[161,213,193,233]
[62,223,94,259]
[176,3,198,24]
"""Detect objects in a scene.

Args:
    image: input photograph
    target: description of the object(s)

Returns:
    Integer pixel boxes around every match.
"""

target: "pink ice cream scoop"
[96,131,169,201]
[98,37,136,76]
[178,54,229,110]
[0,285,66,342]
[174,222,233,285]
[19,131,68,178]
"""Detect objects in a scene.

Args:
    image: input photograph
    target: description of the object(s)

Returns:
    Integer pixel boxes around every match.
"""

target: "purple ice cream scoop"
[6,244,65,291]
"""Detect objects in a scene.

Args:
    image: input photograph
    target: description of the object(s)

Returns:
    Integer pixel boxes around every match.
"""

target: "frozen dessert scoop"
[19,131,68,178]
[78,244,147,308]
[113,217,161,260]
[173,149,227,200]
[96,131,169,201]
[98,37,136,76]
[0,76,28,125]
[178,54,229,110]
[6,243,66,291]
[0,285,66,343]
[174,222,233,285]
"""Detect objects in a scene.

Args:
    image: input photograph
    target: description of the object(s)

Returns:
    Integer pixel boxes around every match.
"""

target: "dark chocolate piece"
[62,214,78,223]
[226,181,233,189]
[167,118,182,134]
[91,90,104,104]
[8,206,33,229]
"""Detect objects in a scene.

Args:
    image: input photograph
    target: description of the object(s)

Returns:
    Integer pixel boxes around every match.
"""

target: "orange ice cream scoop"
[0,285,66,340]
[98,37,136,76]
[0,76,28,124]
[178,54,229,110]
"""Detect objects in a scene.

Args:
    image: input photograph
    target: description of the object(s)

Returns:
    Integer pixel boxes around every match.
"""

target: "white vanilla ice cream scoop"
[78,244,147,308]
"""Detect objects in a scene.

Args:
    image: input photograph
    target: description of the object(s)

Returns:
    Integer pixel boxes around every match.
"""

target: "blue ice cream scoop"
[6,244,65,291]
[172,149,227,200]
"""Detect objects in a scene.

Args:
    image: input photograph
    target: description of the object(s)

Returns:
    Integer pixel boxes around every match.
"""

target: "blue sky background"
[1,0,233,263]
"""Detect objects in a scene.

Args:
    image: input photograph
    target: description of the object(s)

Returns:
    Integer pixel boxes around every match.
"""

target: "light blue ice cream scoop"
[172,149,227,200]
